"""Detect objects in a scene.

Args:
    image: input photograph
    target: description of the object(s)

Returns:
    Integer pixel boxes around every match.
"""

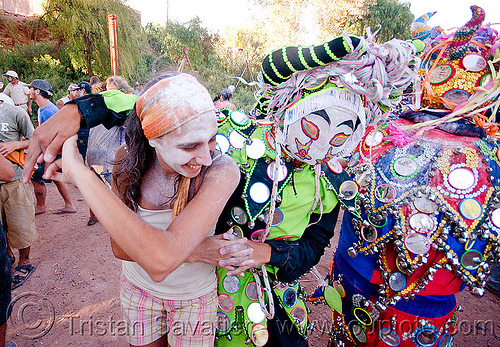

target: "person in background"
[0,82,14,106]
[214,88,236,111]
[0,153,15,347]
[91,81,107,94]
[77,81,92,97]
[133,82,144,96]
[2,70,32,115]
[0,95,36,290]
[106,76,134,94]
[56,84,79,110]
[28,79,77,215]
[84,81,137,226]
[89,76,100,86]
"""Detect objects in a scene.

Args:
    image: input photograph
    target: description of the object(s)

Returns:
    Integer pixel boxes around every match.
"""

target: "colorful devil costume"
[326,6,500,346]
[213,34,418,346]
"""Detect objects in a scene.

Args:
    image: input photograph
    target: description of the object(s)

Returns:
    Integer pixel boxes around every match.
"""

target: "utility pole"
[166,0,169,22]
[108,14,119,76]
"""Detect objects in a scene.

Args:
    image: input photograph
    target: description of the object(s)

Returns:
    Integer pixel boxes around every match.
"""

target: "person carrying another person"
[0,91,36,290]
[214,88,236,111]
[28,79,77,215]
[37,73,253,346]
[2,70,32,115]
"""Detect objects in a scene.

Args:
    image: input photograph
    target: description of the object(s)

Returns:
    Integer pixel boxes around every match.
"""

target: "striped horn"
[261,35,362,86]
[447,5,485,60]
[411,11,436,40]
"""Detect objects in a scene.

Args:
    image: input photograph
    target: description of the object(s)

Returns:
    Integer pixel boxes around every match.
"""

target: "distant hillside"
[0,10,54,48]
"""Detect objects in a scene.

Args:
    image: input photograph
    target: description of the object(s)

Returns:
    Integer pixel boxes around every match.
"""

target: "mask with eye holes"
[280,86,366,165]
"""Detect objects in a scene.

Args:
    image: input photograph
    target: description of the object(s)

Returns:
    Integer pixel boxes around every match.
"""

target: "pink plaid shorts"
[120,274,217,346]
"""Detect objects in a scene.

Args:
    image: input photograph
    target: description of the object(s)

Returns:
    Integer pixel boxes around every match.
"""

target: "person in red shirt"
[214,89,236,111]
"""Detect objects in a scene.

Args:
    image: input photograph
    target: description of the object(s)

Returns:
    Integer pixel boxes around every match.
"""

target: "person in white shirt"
[2,70,32,115]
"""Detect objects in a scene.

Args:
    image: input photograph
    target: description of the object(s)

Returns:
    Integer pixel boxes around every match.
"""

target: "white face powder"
[149,112,218,178]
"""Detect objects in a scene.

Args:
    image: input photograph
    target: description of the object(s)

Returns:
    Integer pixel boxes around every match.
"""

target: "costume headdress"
[136,73,215,140]
[255,33,419,165]
[411,11,437,42]
[415,5,500,135]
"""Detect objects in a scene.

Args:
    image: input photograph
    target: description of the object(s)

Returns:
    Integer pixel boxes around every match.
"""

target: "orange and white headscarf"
[136,73,216,219]
[136,73,215,140]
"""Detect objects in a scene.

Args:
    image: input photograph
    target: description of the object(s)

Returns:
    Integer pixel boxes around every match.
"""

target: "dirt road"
[6,184,500,346]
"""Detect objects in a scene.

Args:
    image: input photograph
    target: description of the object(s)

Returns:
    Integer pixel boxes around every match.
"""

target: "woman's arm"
[108,145,137,261]
[109,146,253,266]
[46,136,241,282]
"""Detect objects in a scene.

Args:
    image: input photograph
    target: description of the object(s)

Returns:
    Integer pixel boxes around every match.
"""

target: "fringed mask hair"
[255,34,419,165]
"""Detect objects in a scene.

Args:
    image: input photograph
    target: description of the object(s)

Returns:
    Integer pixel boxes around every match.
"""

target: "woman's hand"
[43,135,87,185]
[186,229,255,271]
[225,241,272,277]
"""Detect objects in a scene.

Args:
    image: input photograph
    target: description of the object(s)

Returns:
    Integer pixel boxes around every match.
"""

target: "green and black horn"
[261,35,362,86]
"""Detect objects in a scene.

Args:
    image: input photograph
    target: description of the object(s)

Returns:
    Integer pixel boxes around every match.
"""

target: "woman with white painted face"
[45,73,252,347]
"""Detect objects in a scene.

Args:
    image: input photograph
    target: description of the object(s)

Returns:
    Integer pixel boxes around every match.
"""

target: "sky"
[126,0,498,34]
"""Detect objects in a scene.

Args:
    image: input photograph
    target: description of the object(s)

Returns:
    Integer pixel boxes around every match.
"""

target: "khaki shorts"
[0,180,37,249]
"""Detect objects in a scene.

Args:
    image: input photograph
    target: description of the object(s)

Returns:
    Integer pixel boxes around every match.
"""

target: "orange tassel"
[172,176,190,221]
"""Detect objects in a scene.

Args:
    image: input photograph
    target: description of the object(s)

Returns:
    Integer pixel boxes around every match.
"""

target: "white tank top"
[121,206,216,300]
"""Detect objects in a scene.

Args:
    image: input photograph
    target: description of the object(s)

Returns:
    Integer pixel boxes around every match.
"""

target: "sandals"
[11,264,36,289]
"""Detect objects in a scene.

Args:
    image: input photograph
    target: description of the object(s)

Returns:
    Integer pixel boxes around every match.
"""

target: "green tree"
[157,17,219,70]
[43,0,146,81]
[357,0,414,42]
[0,42,86,124]
[312,0,369,41]
[144,19,267,112]
[210,25,268,111]
[255,0,307,46]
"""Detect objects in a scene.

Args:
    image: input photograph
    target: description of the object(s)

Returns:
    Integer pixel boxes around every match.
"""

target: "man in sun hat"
[2,70,32,115]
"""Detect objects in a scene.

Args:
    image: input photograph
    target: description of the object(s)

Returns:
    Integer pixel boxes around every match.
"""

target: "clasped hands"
[186,228,272,277]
